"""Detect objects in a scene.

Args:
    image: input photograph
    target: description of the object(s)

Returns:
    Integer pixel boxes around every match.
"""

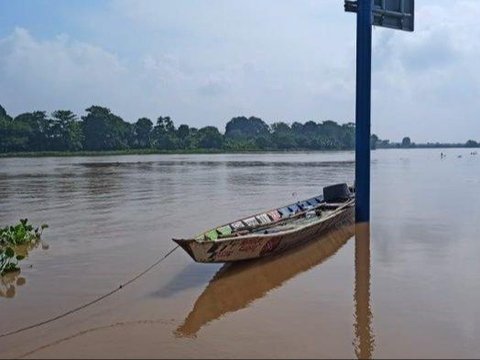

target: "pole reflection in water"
[353,223,375,359]
[175,222,355,338]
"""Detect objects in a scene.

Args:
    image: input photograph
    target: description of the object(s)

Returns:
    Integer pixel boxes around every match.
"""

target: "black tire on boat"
[323,183,352,203]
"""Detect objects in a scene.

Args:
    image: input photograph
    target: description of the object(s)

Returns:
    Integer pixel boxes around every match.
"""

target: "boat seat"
[242,217,259,227]
[306,197,320,206]
[217,225,232,236]
[287,204,302,213]
[298,201,312,209]
[278,207,293,218]
[256,213,271,224]
[267,210,282,222]
[315,196,324,203]
[205,229,218,241]
[231,221,245,231]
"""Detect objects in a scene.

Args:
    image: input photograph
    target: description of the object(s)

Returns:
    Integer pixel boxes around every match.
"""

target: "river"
[0,149,479,358]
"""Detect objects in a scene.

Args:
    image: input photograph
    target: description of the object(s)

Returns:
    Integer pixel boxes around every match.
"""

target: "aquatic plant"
[0,219,48,246]
[0,219,48,275]
[0,247,24,276]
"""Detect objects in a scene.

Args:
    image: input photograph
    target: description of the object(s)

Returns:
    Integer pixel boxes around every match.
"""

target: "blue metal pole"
[355,0,372,223]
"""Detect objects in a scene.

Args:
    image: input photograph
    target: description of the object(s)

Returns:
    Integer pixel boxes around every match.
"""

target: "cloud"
[0,27,129,118]
[0,24,356,130]
[371,1,480,142]
[0,1,479,142]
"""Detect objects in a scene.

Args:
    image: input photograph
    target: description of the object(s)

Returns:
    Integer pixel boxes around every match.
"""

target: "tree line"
[0,104,357,152]
[371,135,480,149]
[0,104,478,153]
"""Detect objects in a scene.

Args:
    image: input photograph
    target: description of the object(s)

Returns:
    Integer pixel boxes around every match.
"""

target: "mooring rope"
[0,245,179,339]
[18,318,176,359]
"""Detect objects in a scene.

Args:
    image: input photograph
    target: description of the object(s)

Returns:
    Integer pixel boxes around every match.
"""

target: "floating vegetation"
[0,247,24,276]
[0,219,48,276]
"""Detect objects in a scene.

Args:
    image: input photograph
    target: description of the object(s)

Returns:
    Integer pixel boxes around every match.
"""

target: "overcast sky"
[0,0,478,143]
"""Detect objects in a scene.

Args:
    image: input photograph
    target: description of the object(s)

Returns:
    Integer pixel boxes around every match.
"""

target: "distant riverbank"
[1,149,308,158]
[0,149,227,158]
[0,146,478,158]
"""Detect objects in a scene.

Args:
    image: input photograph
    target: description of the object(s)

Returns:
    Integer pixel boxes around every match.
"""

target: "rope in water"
[0,245,179,339]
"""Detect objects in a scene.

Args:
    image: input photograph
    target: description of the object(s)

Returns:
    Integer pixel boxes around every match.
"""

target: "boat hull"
[174,203,354,263]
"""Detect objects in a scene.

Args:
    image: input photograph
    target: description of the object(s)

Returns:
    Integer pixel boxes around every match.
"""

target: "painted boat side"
[174,200,354,263]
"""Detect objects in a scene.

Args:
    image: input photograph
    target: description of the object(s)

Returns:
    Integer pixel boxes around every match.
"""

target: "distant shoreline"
[3,105,479,158]
[0,146,478,158]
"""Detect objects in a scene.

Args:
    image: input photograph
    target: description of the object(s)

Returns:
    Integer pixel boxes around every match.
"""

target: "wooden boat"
[173,183,354,263]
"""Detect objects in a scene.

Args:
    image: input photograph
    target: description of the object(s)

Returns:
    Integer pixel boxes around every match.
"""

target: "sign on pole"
[373,0,414,32]
[346,0,414,31]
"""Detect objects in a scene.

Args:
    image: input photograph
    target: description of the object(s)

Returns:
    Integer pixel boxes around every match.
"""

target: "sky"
[0,0,478,143]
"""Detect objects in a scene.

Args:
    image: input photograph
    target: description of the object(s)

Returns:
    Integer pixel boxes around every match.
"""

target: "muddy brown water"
[0,150,479,358]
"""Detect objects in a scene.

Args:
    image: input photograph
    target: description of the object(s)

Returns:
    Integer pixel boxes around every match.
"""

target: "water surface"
[0,149,479,358]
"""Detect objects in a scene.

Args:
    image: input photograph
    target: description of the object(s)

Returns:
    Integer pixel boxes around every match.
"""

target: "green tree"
[13,111,49,151]
[291,121,313,149]
[0,106,18,152]
[225,116,270,139]
[177,124,190,139]
[197,126,223,149]
[152,116,176,150]
[176,124,191,149]
[370,134,379,150]
[465,140,478,148]
[341,123,355,149]
[154,116,175,134]
[133,118,153,148]
[271,122,291,134]
[50,110,83,151]
[302,121,318,135]
[401,136,411,148]
[0,105,9,119]
[319,120,342,140]
[271,122,296,149]
[255,135,271,150]
[82,106,131,151]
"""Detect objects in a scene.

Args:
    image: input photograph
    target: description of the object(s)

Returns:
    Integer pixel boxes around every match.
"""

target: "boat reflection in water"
[354,223,375,359]
[175,221,355,338]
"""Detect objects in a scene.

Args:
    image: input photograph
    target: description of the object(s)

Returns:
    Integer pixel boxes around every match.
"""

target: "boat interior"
[196,195,353,242]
